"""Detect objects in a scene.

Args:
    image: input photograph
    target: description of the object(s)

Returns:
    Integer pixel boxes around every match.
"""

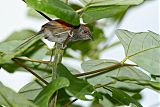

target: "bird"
[19,19,92,49]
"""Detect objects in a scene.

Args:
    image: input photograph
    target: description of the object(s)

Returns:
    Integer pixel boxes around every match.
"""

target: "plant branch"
[76,8,84,14]
[14,57,49,64]
[94,81,117,89]
[75,63,137,77]
[12,58,48,85]
[52,43,64,80]
[49,43,64,107]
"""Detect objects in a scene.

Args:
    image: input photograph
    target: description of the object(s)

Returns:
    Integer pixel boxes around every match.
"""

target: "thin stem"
[76,8,84,14]
[75,63,137,77]
[49,48,55,62]
[52,43,64,80]
[14,57,49,64]
[12,58,48,85]
[121,57,129,64]
[94,81,117,89]
[49,43,64,107]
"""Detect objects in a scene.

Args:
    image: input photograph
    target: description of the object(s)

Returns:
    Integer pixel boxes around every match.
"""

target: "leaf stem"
[75,63,137,77]
[12,58,48,85]
[52,43,64,79]
[94,80,117,89]
[14,57,49,64]
[76,8,84,14]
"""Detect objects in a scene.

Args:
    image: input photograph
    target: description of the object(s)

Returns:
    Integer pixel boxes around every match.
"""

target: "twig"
[14,57,49,64]
[76,8,83,14]
[52,43,64,79]
[49,43,64,107]
[75,63,137,77]
[94,81,117,89]
[12,58,48,85]
[49,48,54,62]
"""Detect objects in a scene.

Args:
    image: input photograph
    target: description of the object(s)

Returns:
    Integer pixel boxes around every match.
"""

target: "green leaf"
[90,92,110,107]
[0,34,44,64]
[18,66,80,101]
[25,0,80,25]
[132,93,142,101]
[86,0,144,7]
[27,8,57,20]
[80,0,143,6]
[81,0,144,23]
[1,52,49,73]
[81,59,118,72]
[99,95,114,107]
[0,40,23,55]
[110,76,160,91]
[57,63,94,100]
[0,29,39,64]
[82,59,150,93]
[0,41,48,72]
[19,76,49,101]
[82,5,128,23]
[34,77,70,107]
[4,29,36,42]
[27,8,45,19]
[0,40,24,64]
[130,103,138,107]
[90,101,103,107]
[19,77,72,106]
[56,89,71,106]
[116,30,160,75]
[66,66,81,74]
[82,59,149,80]
[104,86,142,107]
[151,74,160,82]
[79,0,89,5]
[0,82,38,107]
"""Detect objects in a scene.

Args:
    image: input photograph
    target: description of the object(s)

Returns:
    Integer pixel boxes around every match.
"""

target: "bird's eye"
[84,30,88,33]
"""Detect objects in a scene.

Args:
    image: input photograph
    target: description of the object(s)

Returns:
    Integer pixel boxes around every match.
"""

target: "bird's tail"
[15,30,44,50]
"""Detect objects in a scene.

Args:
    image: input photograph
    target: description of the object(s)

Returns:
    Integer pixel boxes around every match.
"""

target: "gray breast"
[44,30,70,44]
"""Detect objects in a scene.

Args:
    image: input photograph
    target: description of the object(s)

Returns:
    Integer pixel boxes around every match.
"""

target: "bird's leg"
[61,30,74,49]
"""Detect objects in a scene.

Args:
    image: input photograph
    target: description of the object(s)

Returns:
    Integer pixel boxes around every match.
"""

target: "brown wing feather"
[43,20,73,30]
[17,20,76,49]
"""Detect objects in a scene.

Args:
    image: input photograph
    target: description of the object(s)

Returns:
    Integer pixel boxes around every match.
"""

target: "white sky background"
[0,0,159,107]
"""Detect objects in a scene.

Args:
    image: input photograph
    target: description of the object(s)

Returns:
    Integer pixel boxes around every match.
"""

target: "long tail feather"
[16,31,43,50]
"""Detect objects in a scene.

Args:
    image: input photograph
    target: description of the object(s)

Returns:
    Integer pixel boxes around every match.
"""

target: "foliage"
[0,0,159,107]
[0,82,38,107]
